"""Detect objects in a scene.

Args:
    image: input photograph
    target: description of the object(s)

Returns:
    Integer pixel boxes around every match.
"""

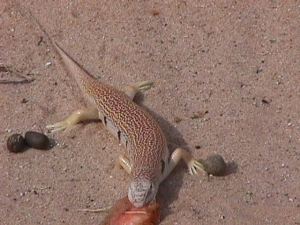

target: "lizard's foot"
[46,120,73,133]
[46,108,99,133]
[123,81,153,100]
[188,159,206,175]
[134,80,154,92]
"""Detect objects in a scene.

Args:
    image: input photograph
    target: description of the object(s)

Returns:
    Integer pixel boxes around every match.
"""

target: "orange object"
[101,197,160,225]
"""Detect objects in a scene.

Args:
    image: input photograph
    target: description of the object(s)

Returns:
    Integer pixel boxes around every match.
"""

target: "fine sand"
[1,1,299,224]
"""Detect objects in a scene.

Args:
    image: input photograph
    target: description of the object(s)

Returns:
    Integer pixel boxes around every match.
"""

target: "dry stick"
[0,78,35,84]
[0,64,36,84]
[77,206,112,213]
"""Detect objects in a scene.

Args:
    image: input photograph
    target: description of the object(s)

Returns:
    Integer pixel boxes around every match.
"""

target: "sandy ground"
[1,1,299,224]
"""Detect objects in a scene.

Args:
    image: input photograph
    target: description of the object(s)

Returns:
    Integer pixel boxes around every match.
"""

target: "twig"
[0,78,35,84]
[77,206,111,213]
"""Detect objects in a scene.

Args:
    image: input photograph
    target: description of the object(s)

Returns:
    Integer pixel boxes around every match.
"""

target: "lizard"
[46,43,205,208]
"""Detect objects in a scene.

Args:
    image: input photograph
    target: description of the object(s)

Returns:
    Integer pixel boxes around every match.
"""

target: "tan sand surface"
[1,1,299,224]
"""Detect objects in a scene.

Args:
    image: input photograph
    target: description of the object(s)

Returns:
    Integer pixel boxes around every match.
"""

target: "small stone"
[21,98,28,104]
[150,9,160,16]
[60,143,68,149]
[0,66,9,72]
[25,131,49,150]
[256,68,263,74]
[174,116,182,123]
[262,98,270,104]
[200,154,226,176]
[7,134,27,153]
[45,62,52,67]
[37,36,43,46]
[191,110,208,119]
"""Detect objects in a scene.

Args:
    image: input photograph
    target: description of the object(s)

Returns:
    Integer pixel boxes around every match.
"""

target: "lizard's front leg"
[46,108,99,132]
[160,147,206,182]
[117,155,132,175]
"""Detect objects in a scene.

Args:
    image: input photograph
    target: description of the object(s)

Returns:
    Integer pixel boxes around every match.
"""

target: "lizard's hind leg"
[46,108,99,133]
[123,81,153,100]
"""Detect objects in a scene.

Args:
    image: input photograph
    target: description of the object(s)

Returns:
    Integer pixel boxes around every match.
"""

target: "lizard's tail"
[53,43,95,90]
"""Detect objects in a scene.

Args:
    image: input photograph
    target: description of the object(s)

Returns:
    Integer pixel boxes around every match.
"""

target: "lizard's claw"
[188,159,205,175]
[134,81,154,92]
[46,120,71,133]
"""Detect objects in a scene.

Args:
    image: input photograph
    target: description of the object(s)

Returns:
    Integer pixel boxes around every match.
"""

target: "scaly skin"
[47,43,205,208]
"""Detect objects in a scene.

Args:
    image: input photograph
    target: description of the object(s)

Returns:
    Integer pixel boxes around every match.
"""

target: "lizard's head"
[128,178,158,208]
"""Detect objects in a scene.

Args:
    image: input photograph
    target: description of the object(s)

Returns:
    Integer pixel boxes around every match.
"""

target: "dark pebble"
[256,68,263,74]
[25,131,49,150]
[7,134,27,153]
[262,98,270,104]
[174,116,182,123]
[21,98,28,104]
[150,9,160,16]
[200,154,227,176]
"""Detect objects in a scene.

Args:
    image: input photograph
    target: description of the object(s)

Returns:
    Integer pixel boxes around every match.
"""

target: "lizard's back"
[54,43,167,180]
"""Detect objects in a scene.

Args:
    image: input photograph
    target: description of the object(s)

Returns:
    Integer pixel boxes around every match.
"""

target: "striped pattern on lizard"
[46,43,205,208]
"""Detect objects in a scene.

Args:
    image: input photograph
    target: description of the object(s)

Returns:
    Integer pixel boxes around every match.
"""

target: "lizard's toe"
[46,121,69,133]
[188,159,205,176]
[135,81,154,92]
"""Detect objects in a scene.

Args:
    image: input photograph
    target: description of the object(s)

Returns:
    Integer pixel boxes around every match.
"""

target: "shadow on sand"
[135,92,238,219]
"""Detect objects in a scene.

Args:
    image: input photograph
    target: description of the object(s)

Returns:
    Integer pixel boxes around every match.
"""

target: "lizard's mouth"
[128,179,155,208]
[128,188,148,207]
